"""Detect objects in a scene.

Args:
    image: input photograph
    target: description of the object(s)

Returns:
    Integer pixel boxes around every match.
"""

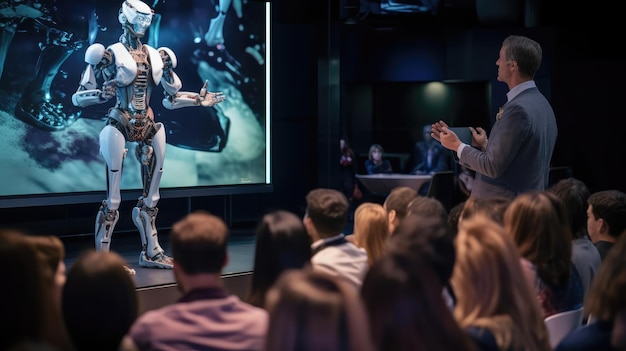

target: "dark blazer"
[460,87,558,199]
[408,141,451,174]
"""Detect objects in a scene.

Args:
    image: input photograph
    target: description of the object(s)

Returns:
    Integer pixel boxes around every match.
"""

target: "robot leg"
[95,124,127,252]
[132,124,172,269]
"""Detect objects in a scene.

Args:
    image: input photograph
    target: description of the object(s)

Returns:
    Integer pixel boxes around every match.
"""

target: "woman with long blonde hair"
[452,215,551,351]
[352,202,389,266]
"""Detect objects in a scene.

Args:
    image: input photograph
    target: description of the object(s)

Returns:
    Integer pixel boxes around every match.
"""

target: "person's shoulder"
[555,321,613,351]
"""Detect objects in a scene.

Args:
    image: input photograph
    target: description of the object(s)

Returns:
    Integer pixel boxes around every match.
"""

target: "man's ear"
[388,209,397,224]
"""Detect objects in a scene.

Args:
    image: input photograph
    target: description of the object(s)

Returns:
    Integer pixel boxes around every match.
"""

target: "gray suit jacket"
[460,87,558,199]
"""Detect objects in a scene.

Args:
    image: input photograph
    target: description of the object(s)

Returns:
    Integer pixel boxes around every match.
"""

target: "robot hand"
[162,80,225,109]
[197,80,226,107]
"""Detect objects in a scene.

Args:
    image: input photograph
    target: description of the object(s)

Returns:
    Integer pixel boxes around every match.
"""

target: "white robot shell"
[84,43,106,65]
[119,0,153,35]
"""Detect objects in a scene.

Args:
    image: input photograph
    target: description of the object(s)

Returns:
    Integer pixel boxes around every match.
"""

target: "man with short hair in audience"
[123,211,268,351]
[587,189,626,260]
[383,186,418,235]
[304,188,369,290]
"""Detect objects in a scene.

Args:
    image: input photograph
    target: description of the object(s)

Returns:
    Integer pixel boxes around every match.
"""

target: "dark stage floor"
[62,229,256,289]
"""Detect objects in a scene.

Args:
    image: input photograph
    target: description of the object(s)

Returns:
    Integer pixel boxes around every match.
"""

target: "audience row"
[2,177,626,351]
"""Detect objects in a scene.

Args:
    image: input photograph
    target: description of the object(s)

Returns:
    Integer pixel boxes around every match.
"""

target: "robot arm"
[158,47,225,110]
[72,43,116,107]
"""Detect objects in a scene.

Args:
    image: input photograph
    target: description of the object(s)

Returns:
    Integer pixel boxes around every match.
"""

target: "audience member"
[555,234,626,351]
[264,268,375,351]
[361,252,477,351]
[23,234,74,351]
[406,195,448,221]
[452,215,551,351]
[387,214,457,310]
[548,178,601,296]
[447,200,466,235]
[408,124,452,195]
[382,186,417,235]
[432,35,557,200]
[0,229,58,351]
[63,250,138,351]
[350,202,389,266]
[504,191,584,318]
[124,211,268,351]
[246,210,312,308]
[365,143,393,175]
[304,188,369,290]
[586,189,626,260]
[339,138,362,202]
[459,196,511,226]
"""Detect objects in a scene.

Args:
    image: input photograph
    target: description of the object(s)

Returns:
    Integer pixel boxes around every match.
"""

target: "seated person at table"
[408,124,452,175]
[407,124,452,194]
[365,144,393,175]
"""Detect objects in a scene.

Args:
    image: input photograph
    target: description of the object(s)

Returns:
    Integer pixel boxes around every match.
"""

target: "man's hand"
[470,126,488,151]
[431,120,461,151]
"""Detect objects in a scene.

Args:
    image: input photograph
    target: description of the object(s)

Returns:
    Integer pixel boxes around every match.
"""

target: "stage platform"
[61,229,256,314]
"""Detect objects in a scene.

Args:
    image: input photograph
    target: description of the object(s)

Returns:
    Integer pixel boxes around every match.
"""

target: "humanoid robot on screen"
[0,0,268,268]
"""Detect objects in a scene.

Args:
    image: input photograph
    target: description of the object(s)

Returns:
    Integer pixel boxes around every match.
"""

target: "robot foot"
[138,250,173,269]
[15,98,81,131]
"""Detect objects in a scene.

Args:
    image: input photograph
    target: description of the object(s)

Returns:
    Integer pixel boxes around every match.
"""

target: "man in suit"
[408,124,452,195]
[303,188,369,291]
[431,35,557,199]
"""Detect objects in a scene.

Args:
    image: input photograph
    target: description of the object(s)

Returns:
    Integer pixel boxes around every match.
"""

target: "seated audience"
[124,211,268,351]
[447,200,465,235]
[407,195,448,221]
[349,202,389,266]
[264,268,375,351]
[365,143,393,175]
[382,186,417,234]
[548,178,601,296]
[586,189,626,260]
[0,229,60,351]
[361,252,477,351]
[339,138,361,203]
[504,191,584,318]
[387,213,457,310]
[459,196,511,226]
[304,188,369,290]
[556,234,626,351]
[452,215,551,351]
[246,210,312,308]
[63,250,138,351]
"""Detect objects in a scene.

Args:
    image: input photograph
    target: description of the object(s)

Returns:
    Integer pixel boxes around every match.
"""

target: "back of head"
[585,234,626,321]
[305,188,349,238]
[504,191,573,286]
[62,250,138,351]
[407,196,448,223]
[547,178,590,239]
[249,210,312,307]
[361,252,475,351]
[384,186,417,222]
[452,215,549,351]
[353,202,389,266]
[460,196,512,226]
[588,189,626,238]
[170,211,229,274]
[387,214,455,287]
[503,35,542,79]
[0,230,48,350]
[264,268,374,351]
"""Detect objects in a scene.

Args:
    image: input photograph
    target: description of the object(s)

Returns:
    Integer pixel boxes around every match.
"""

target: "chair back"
[425,171,456,212]
[544,306,584,348]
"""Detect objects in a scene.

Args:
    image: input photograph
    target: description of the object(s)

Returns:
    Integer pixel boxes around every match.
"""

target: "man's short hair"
[588,190,626,238]
[170,211,228,274]
[305,188,349,237]
[384,186,417,220]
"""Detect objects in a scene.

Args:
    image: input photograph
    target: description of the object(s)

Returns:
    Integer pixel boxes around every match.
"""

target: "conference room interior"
[0,0,624,308]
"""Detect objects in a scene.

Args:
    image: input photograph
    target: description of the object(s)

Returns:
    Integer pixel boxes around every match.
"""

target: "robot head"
[119,0,153,37]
